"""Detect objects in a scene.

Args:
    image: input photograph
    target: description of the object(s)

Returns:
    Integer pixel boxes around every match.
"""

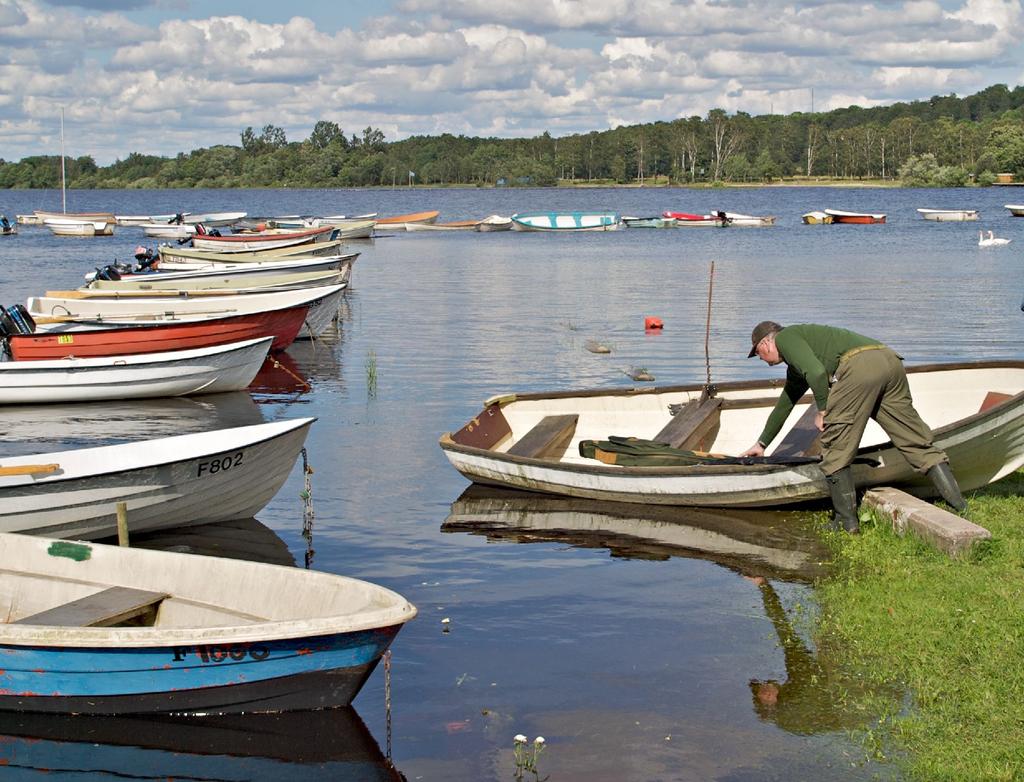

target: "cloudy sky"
[1,0,1022,164]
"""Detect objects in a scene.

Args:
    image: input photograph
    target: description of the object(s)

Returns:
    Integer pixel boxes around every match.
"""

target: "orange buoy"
[644,316,663,330]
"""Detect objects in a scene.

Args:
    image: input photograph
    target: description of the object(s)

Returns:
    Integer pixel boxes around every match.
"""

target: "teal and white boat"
[623,216,675,229]
[511,212,621,232]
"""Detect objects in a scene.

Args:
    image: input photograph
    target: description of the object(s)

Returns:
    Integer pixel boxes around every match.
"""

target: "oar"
[0,463,60,477]
[45,289,244,299]
[32,309,238,324]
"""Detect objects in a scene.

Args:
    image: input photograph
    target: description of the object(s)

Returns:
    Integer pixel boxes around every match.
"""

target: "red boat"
[7,306,309,361]
[662,211,726,226]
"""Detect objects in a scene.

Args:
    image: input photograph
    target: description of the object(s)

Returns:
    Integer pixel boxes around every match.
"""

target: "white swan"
[979,230,1011,247]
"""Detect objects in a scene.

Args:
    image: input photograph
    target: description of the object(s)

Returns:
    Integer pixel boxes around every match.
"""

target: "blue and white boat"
[0,532,417,714]
[510,211,622,231]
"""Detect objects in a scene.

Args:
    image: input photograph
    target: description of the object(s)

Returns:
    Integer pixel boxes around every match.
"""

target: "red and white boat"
[7,306,309,361]
[661,211,726,227]
[191,226,335,252]
[823,209,886,224]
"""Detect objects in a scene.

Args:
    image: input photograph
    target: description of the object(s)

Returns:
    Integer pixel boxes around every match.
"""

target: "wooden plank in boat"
[653,397,723,449]
[15,587,166,627]
[507,414,579,459]
[771,405,822,458]
[450,403,513,450]
[979,391,1013,414]
[0,464,59,477]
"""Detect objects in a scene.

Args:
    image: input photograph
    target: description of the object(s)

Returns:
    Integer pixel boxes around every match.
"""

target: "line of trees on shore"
[2,84,1024,189]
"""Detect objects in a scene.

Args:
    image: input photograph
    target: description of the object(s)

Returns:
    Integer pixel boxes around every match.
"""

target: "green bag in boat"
[578,436,821,467]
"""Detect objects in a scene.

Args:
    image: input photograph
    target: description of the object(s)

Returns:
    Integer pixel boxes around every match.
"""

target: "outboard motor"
[134,245,158,270]
[93,264,122,282]
[0,304,36,335]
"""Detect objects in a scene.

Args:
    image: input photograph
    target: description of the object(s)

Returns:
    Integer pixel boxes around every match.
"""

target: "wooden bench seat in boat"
[15,586,167,627]
[507,414,579,459]
[653,396,723,450]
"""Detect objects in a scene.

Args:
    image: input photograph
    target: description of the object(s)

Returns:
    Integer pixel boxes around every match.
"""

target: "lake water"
[2,185,1022,780]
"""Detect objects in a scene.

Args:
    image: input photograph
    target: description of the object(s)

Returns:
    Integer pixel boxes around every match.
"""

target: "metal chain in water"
[300,447,315,568]
[384,649,393,761]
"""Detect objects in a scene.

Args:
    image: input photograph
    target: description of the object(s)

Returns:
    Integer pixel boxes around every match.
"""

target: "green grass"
[813,473,1024,781]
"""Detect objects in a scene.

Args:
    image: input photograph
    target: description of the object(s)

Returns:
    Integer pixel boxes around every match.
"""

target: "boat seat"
[507,414,579,459]
[771,405,822,458]
[653,397,723,449]
[15,587,167,628]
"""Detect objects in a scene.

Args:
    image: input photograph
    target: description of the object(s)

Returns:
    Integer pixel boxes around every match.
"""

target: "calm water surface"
[1,186,1021,780]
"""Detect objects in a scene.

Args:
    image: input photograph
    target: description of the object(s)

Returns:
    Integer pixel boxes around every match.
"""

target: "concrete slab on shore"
[861,487,990,558]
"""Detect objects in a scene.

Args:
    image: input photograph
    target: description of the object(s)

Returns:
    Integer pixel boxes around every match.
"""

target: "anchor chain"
[299,447,315,568]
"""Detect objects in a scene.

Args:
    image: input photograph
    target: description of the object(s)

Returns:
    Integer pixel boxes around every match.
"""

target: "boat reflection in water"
[443,485,829,582]
[0,390,266,456]
[444,487,899,739]
[103,516,297,567]
[0,707,405,781]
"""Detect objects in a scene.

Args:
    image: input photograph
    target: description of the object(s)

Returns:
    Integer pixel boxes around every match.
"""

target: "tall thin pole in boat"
[703,260,715,395]
[59,106,66,214]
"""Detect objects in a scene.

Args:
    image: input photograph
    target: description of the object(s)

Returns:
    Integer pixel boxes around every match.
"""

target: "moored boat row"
[0,207,415,718]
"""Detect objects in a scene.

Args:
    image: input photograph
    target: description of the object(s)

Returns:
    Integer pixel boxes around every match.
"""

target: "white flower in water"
[514,734,527,744]
[534,737,545,745]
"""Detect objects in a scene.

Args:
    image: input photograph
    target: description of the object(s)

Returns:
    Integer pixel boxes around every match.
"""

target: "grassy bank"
[814,473,1024,781]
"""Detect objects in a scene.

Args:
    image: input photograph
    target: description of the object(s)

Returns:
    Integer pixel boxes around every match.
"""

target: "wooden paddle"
[0,463,60,476]
[45,289,243,299]
[32,309,238,324]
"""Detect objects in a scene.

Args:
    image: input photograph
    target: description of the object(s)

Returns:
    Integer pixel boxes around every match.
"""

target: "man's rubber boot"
[927,462,967,513]
[825,467,860,533]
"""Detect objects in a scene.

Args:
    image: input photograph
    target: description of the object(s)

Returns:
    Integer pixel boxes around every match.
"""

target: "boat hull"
[823,209,886,224]
[0,338,271,404]
[0,418,314,538]
[9,306,308,360]
[440,363,1024,507]
[511,212,621,231]
[917,209,978,222]
[0,626,401,714]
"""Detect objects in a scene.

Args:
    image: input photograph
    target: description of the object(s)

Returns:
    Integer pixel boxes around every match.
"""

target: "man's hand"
[815,411,825,431]
[740,442,766,458]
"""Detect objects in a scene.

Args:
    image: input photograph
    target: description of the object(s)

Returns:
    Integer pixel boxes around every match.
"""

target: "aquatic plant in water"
[513,735,546,778]
[365,350,377,397]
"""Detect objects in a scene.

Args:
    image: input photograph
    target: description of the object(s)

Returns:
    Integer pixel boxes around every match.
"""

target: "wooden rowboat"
[191,226,335,252]
[440,361,1024,507]
[375,211,440,230]
[0,531,415,714]
[0,337,272,404]
[158,239,346,263]
[823,209,886,224]
[405,220,480,232]
[0,416,314,539]
[8,303,310,360]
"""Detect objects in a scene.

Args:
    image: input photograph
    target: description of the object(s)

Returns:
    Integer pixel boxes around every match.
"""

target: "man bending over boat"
[740,321,966,533]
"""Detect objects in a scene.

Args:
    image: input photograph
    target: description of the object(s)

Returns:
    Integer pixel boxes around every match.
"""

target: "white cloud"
[0,0,1022,163]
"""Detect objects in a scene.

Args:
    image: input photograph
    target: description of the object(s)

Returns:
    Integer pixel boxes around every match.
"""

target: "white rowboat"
[917,208,979,222]
[0,417,315,539]
[0,338,272,404]
[440,361,1024,508]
